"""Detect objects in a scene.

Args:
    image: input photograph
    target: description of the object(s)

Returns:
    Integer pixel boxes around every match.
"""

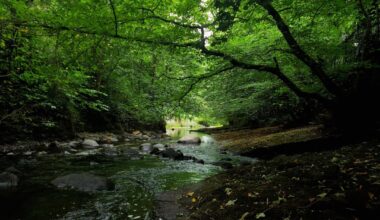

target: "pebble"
[23,151,33,156]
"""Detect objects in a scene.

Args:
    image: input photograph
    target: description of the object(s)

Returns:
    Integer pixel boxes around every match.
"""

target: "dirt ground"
[168,128,380,220]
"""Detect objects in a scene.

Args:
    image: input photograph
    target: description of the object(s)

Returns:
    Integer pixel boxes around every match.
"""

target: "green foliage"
[0,0,378,139]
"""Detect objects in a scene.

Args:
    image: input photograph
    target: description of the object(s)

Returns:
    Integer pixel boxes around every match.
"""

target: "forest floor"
[169,126,380,220]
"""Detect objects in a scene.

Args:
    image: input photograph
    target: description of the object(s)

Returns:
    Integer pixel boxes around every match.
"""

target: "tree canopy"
[1,0,379,139]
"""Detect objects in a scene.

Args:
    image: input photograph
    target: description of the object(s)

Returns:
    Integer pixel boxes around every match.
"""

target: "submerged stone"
[161,148,184,160]
[51,173,114,192]
[140,143,153,152]
[153,143,167,149]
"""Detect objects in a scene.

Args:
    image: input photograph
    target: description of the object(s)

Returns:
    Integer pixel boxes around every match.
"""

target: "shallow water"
[0,129,255,220]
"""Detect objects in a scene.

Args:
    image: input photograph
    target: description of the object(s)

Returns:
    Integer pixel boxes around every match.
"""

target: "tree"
[0,0,379,139]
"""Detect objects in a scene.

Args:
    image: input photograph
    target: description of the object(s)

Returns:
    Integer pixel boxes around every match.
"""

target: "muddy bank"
[173,139,380,220]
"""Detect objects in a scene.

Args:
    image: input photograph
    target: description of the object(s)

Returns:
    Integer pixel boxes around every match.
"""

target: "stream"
[0,129,255,220]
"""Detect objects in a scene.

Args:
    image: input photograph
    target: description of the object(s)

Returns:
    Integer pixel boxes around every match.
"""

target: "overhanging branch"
[177,66,235,101]
[256,0,343,97]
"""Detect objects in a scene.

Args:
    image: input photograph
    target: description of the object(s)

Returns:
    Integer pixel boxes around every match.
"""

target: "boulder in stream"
[68,140,81,148]
[140,143,153,152]
[82,139,99,149]
[178,134,201,144]
[153,143,167,149]
[47,141,62,153]
[150,147,161,155]
[161,148,184,160]
[51,173,114,192]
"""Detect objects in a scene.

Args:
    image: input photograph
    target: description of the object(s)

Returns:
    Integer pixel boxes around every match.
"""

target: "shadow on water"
[0,128,255,220]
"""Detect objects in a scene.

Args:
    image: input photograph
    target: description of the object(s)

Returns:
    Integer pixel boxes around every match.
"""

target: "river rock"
[122,149,141,159]
[101,144,114,148]
[153,143,167,149]
[142,135,150,140]
[68,148,78,153]
[90,161,99,166]
[103,147,119,157]
[23,151,33,156]
[64,151,71,155]
[47,141,62,153]
[82,139,99,149]
[68,140,81,148]
[194,159,205,164]
[0,172,19,189]
[51,173,114,192]
[37,151,47,156]
[183,155,205,164]
[178,134,201,144]
[150,147,161,155]
[140,143,153,152]
[132,130,142,136]
[75,150,100,156]
[161,148,184,160]
[100,136,118,144]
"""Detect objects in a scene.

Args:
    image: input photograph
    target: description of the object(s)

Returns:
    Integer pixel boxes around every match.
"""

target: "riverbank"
[0,130,167,156]
[170,127,380,219]
[200,125,344,159]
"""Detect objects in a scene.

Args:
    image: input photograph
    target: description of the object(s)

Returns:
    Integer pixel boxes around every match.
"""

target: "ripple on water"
[1,132,256,220]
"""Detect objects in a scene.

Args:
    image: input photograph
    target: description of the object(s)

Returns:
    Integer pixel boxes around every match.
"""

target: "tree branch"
[272,58,332,106]
[177,66,235,102]
[0,74,12,78]
[108,0,118,36]
[16,17,332,105]
[20,22,201,48]
[138,7,214,29]
[256,0,343,97]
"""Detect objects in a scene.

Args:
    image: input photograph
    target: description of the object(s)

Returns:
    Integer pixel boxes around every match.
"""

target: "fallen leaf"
[187,192,194,197]
[239,212,249,220]
[191,198,197,203]
[225,188,232,196]
[317,192,327,198]
[334,193,345,198]
[225,199,237,206]
[256,212,266,219]
[368,192,375,200]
